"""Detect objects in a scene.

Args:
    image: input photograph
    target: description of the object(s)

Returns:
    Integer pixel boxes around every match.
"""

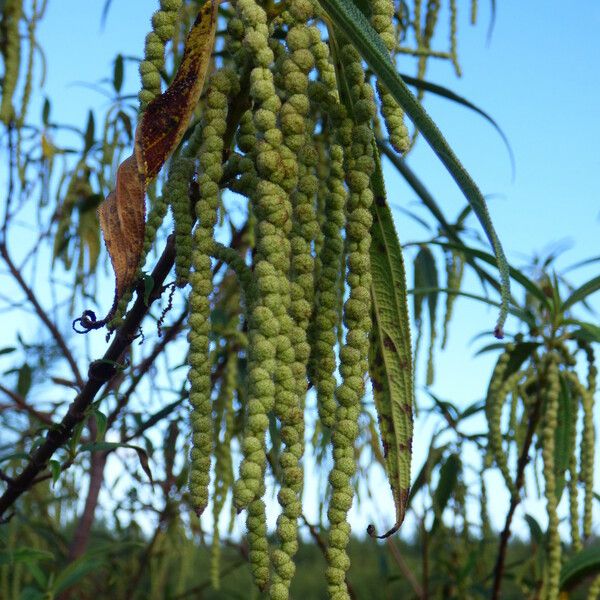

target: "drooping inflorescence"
[540,352,561,600]
[211,350,238,590]
[65,0,520,597]
[481,334,599,599]
[188,68,238,516]
[324,40,377,600]
[2,0,595,598]
[0,0,23,125]
[138,0,183,111]
[123,0,505,597]
[370,0,410,153]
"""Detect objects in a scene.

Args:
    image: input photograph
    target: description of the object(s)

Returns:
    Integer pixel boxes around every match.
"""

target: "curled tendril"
[73,309,106,333]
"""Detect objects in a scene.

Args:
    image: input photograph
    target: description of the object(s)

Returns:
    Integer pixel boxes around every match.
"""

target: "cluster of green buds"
[157,0,412,593]
[86,0,485,597]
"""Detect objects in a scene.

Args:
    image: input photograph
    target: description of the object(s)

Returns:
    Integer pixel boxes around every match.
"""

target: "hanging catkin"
[139,0,182,111]
[449,0,461,76]
[17,0,39,128]
[211,351,237,590]
[370,0,409,153]
[0,0,22,124]
[310,141,345,428]
[269,4,321,597]
[188,69,237,516]
[581,341,597,539]
[568,387,582,552]
[541,352,561,600]
[167,156,195,286]
[325,40,376,600]
[485,346,517,496]
[232,0,296,588]
[306,28,345,429]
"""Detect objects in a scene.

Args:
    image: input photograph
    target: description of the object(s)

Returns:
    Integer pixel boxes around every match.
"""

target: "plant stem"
[491,371,544,600]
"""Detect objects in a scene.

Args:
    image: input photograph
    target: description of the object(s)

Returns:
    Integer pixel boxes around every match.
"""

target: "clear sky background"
[5,0,600,540]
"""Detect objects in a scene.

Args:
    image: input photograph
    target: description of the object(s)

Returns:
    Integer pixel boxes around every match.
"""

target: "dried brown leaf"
[135,0,219,180]
[97,154,145,304]
[79,1,219,331]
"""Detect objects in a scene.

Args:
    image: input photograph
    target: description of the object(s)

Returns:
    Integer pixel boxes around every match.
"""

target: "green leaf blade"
[368,149,414,539]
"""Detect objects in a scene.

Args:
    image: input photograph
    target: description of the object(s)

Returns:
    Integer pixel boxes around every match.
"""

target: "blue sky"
[5,0,600,540]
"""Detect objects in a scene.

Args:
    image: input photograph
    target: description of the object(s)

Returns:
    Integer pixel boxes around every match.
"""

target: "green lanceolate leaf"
[524,513,544,547]
[431,453,460,534]
[413,246,438,385]
[560,274,600,313]
[560,546,600,591]
[79,441,153,483]
[398,72,514,176]
[17,362,32,398]
[49,459,61,485]
[554,374,575,502]
[368,148,414,539]
[565,319,600,344]
[83,110,95,154]
[408,442,448,504]
[113,53,124,93]
[0,547,54,567]
[52,555,104,595]
[503,342,538,380]
[317,0,510,334]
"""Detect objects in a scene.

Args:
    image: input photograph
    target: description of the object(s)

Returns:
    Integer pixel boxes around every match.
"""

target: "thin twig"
[67,415,106,562]
[0,383,54,425]
[105,309,187,429]
[0,235,176,520]
[0,241,84,388]
[386,537,424,598]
